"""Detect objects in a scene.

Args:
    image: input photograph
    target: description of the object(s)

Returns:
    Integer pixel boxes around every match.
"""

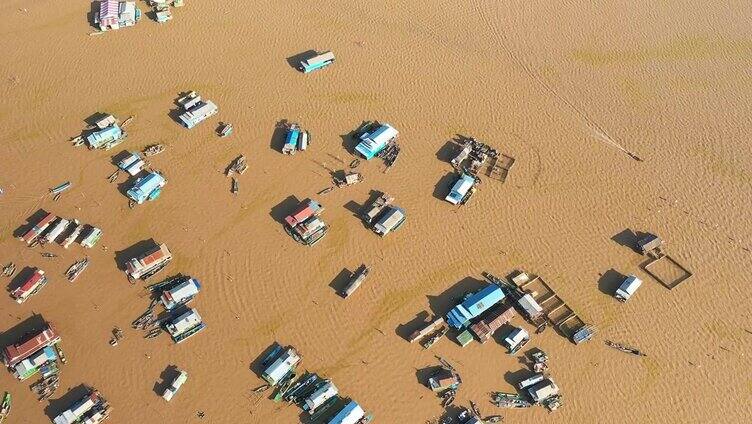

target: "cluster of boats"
[70,114,132,151]
[257,344,373,423]
[281,122,310,154]
[131,275,205,344]
[491,351,562,412]
[18,211,102,250]
[31,373,59,402]
[65,257,90,282]
[52,387,111,424]
[284,199,329,246]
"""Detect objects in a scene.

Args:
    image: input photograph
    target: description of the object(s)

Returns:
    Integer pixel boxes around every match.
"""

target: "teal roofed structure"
[126,172,166,204]
[446,284,505,329]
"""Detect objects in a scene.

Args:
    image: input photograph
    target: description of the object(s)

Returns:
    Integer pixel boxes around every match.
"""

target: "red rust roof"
[3,324,60,367]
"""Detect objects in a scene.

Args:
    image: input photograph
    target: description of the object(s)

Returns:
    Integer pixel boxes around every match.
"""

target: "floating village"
[0,1,706,423]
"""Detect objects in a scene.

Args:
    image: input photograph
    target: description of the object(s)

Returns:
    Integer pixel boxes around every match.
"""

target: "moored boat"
[0,392,10,424]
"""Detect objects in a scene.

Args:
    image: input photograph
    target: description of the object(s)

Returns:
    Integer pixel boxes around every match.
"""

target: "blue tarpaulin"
[446,284,505,329]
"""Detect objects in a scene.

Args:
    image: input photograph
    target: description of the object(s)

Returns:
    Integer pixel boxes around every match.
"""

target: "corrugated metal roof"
[3,324,60,367]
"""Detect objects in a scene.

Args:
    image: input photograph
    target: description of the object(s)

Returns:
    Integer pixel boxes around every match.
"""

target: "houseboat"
[2,323,60,368]
[284,199,329,246]
[86,124,125,150]
[124,242,172,280]
[354,122,398,160]
[80,227,103,248]
[372,206,406,236]
[41,218,70,244]
[445,173,478,205]
[526,378,560,403]
[326,400,366,424]
[469,305,516,343]
[12,345,57,381]
[282,123,302,154]
[304,381,338,413]
[61,220,83,248]
[614,275,642,302]
[95,1,141,31]
[503,327,530,354]
[177,92,218,129]
[53,388,110,424]
[299,51,335,73]
[160,277,202,310]
[10,269,48,304]
[126,171,166,204]
[117,152,146,176]
[19,212,56,245]
[165,308,206,343]
[428,368,461,392]
[162,369,188,401]
[341,265,369,298]
[361,193,394,225]
[446,283,505,329]
[262,346,301,386]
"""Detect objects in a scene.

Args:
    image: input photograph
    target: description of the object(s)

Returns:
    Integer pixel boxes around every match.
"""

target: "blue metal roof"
[446,284,505,329]
[86,124,122,148]
[127,172,165,203]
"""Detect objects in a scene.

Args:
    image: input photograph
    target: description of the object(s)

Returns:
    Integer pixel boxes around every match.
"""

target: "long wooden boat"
[0,392,10,424]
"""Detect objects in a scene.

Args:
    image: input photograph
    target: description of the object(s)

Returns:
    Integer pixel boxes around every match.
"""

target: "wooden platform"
[485,154,516,182]
[643,254,693,289]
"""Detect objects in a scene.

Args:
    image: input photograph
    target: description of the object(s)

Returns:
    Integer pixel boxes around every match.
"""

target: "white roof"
[305,51,335,66]
[518,294,543,316]
[505,327,529,346]
[617,275,642,296]
[263,348,300,384]
[305,381,338,412]
[170,309,202,334]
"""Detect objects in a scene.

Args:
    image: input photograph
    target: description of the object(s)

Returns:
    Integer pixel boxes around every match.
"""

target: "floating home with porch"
[354,122,398,160]
[126,171,166,205]
[165,308,206,344]
[261,346,301,386]
[125,242,172,281]
[299,51,335,73]
[177,91,218,129]
[160,277,201,310]
[2,323,61,369]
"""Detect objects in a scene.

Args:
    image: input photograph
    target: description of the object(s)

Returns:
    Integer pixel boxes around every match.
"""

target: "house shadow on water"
[597,268,626,297]
[114,239,158,272]
[269,119,292,153]
[153,365,181,396]
[6,266,36,294]
[339,121,369,155]
[44,384,91,420]
[432,172,456,201]
[0,313,49,350]
[13,209,50,238]
[269,195,301,225]
[285,50,317,71]
[328,267,353,297]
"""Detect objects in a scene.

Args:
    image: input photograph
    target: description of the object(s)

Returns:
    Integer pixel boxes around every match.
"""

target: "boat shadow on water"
[432,172,457,202]
[43,384,90,420]
[339,122,370,155]
[270,119,292,153]
[248,342,283,378]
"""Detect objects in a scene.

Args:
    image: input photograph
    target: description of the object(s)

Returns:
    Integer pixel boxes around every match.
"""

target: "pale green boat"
[0,392,11,424]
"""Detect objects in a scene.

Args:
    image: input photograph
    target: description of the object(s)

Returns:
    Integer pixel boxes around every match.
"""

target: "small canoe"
[49,181,71,195]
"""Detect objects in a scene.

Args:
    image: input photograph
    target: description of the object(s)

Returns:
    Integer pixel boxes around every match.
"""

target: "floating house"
[80,227,103,248]
[19,212,56,245]
[326,400,365,424]
[299,51,335,73]
[95,1,141,31]
[62,220,83,248]
[527,378,559,403]
[445,173,477,205]
[42,218,70,244]
[304,381,339,413]
[10,269,48,304]
[53,389,111,424]
[361,193,394,225]
[117,152,146,176]
[160,277,201,310]
[469,305,516,343]
[162,369,188,401]
[516,293,544,321]
[177,92,218,129]
[282,125,299,154]
[126,171,166,204]
[373,206,406,237]
[428,368,461,392]
[86,124,125,150]
[165,308,206,344]
[125,242,172,280]
[2,323,60,368]
[615,275,642,302]
[518,373,546,391]
[503,327,530,354]
[262,347,301,386]
[446,284,505,329]
[355,123,398,160]
[12,345,56,381]
[284,199,329,246]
